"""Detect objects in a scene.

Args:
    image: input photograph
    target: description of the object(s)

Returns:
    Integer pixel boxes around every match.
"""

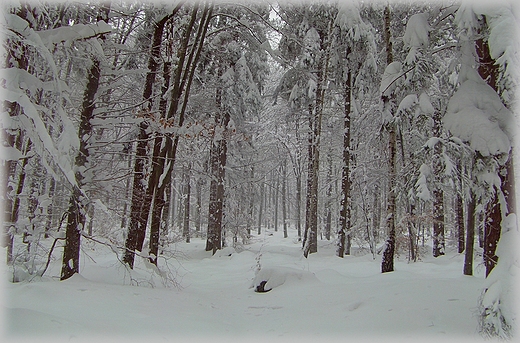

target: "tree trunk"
[484,154,516,276]
[61,55,104,280]
[206,111,230,253]
[337,49,352,257]
[160,178,172,248]
[303,32,328,258]
[381,126,397,273]
[183,164,192,243]
[463,187,476,276]
[2,16,29,263]
[475,24,515,277]
[274,173,279,232]
[303,104,319,257]
[456,157,465,253]
[282,159,288,239]
[432,111,445,257]
[195,177,203,236]
[381,5,396,273]
[325,149,333,241]
[247,166,254,237]
[372,185,380,245]
[257,181,264,235]
[123,13,171,268]
[408,204,416,262]
[295,173,302,240]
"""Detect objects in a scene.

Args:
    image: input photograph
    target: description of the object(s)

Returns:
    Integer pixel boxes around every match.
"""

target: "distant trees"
[1,6,516,337]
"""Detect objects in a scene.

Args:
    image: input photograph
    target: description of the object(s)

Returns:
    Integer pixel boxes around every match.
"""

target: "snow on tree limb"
[403,13,430,48]
[443,79,513,158]
[36,21,112,48]
[380,61,402,96]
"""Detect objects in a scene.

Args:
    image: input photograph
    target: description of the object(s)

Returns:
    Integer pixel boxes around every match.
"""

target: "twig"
[39,236,65,278]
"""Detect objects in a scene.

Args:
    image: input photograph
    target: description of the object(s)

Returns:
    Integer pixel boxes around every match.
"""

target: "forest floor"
[3,226,489,343]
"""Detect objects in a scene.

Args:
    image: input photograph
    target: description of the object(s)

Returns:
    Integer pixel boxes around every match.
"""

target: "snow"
[478,214,519,339]
[334,1,371,41]
[397,94,418,115]
[419,92,435,115]
[454,2,479,37]
[415,163,432,201]
[403,13,430,48]
[37,21,112,48]
[380,61,402,96]
[443,79,513,157]
[0,145,22,161]
[3,227,490,342]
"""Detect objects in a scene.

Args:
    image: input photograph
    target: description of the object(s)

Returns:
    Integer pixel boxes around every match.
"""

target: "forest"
[1,0,518,340]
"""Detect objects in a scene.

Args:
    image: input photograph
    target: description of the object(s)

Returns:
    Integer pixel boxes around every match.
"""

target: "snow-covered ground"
[2,227,490,342]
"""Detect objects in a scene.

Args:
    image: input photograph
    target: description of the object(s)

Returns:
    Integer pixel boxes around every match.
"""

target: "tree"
[333,1,376,257]
[61,2,111,281]
[444,3,517,338]
[380,4,397,273]
[122,8,177,268]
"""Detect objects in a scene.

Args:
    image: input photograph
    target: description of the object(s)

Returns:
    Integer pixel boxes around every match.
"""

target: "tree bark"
[183,164,192,243]
[274,173,279,232]
[303,29,328,258]
[194,177,201,236]
[257,181,264,235]
[2,13,29,263]
[381,125,397,273]
[432,111,445,257]
[61,55,103,280]
[381,4,396,273]
[408,204,416,262]
[475,22,515,277]
[463,187,476,276]
[325,149,333,241]
[123,13,172,268]
[337,48,352,257]
[206,110,230,253]
[456,157,465,253]
[282,159,288,239]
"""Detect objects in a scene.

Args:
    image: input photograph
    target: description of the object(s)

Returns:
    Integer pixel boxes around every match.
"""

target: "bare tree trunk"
[381,125,397,273]
[2,15,29,263]
[456,156,465,253]
[372,184,380,245]
[183,164,192,243]
[195,177,203,236]
[44,177,56,238]
[160,178,172,248]
[303,104,318,256]
[294,116,303,241]
[149,4,212,264]
[123,13,172,268]
[381,4,396,273]
[432,110,445,257]
[337,48,352,257]
[407,204,416,262]
[295,173,302,240]
[282,159,288,239]
[257,180,264,235]
[463,186,476,276]
[274,172,279,232]
[303,31,328,258]
[247,166,254,237]
[325,149,332,241]
[483,154,515,274]
[61,55,104,280]
[475,25,516,277]
[206,111,230,253]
